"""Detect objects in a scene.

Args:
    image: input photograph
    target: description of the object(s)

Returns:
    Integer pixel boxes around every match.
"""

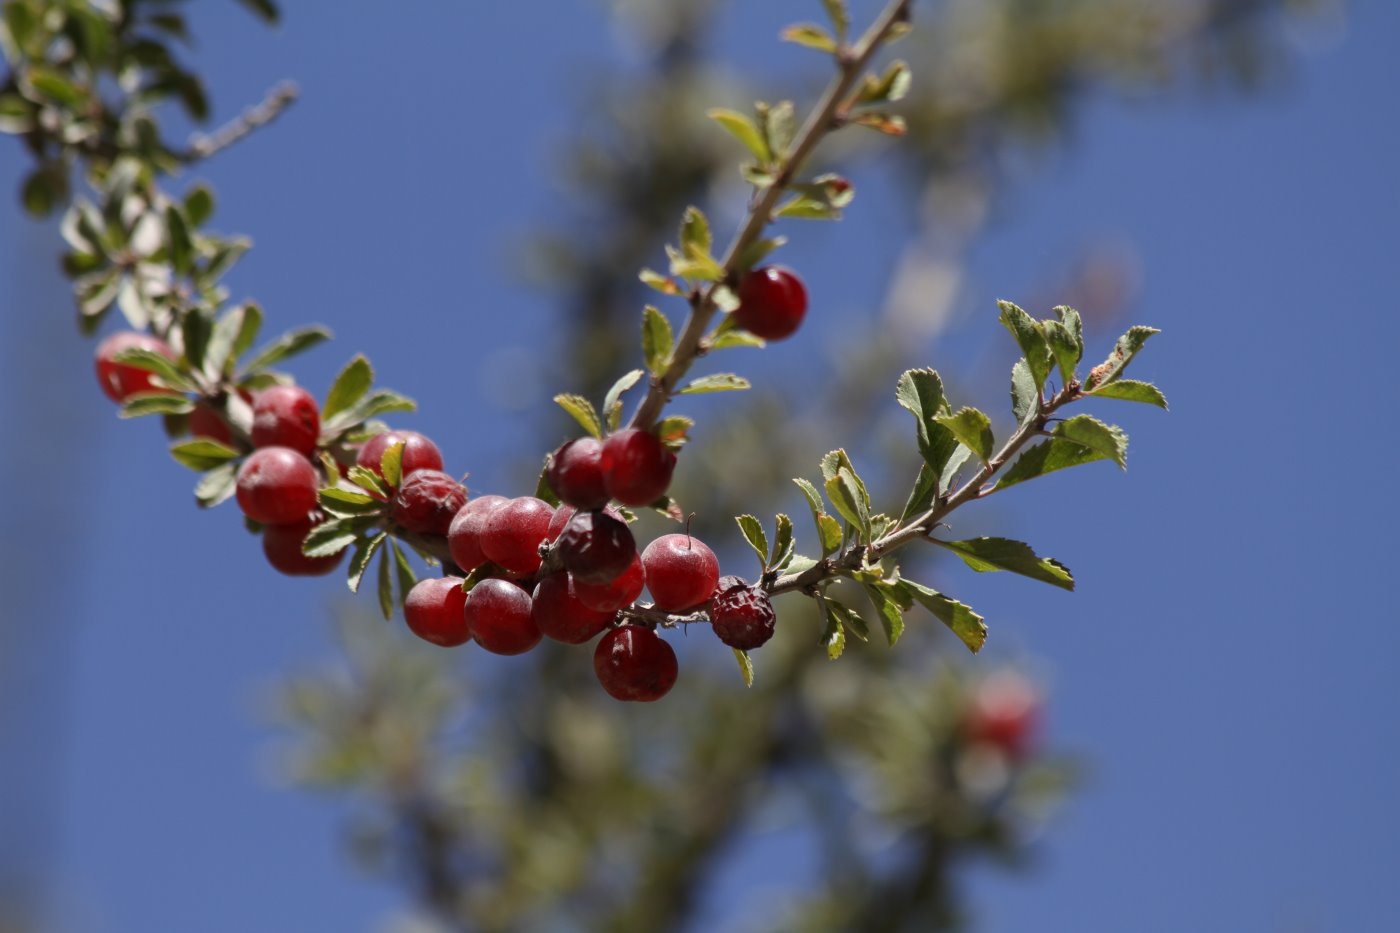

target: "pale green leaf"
[680,373,750,394]
[996,415,1128,489]
[1088,379,1168,409]
[931,537,1074,591]
[934,407,994,463]
[998,299,1053,391]
[554,394,603,438]
[642,306,673,377]
[900,581,987,653]
[707,107,771,162]
[735,514,769,570]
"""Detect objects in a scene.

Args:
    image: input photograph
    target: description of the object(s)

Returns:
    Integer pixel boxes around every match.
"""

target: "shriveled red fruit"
[463,578,540,655]
[642,533,719,611]
[188,402,233,446]
[963,671,1039,759]
[94,332,178,403]
[262,513,345,577]
[481,497,555,576]
[356,430,444,483]
[709,580,776,651]
[733,266,807,340]
[404,576,471,647]
[574,553,645,613]
[547,437,609,509]
[235,446,319,525]
[447,495,507,572]
[392,469,467,535]
[600,428,676,506]
[531,573,615,645]
[251,384,320,457]
[555,509,636,585]
[593,625,678,702]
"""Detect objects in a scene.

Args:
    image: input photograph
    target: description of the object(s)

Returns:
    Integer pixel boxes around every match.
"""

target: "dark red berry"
[447,495,507,572]
[574,553,645,613]
[94,332,178,403]
[547,504,577,542]
[734,266,807,340]
[251,384,320,457]
[532,573,615,645]
[555,510,636,585]
[262,513,345,577]
[593,625,678,702]
[642,533,719,612]
[480,497,555,576]
[188,402,233,446]
[600,428,676,506]
[392,469,468,535]
[547,437,609,509]
[235,446,319,525]
[404,576,471,647]
[709,582,776,651]
[463,578,540,655]
[356,430,444,483]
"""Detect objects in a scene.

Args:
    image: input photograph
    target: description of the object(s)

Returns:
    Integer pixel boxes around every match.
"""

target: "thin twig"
[183,81,299,162]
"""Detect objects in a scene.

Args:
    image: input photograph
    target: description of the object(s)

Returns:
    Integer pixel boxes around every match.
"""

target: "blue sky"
[1,1,1397,931]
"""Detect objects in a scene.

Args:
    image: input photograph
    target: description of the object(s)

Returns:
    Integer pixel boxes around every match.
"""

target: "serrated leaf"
[708,330,766,351]
[828,599,869,643]
[121,393,193,418]
[681,373,750,394]
[554,394,603,438]
[390,540,416,608]
[816,514,842,556]
[934,407,994,464]
[642,306,673,377]
[900,581,987,653]
[931,537,1074,591]
[895,369,963,478]
[775,196,841,221]
[707,107,770,162]
[326,390,417,433]
[639,268,683,296]
[1088,379,1168,409]
[679,206,711,258]
[819,595,846,660]
[821,0,850,38]
[760,100,797,158]
[194,462,238,508]
[794,477,824,515]
[996,415,1128,489]
[856,60,912,104]
[900,463,937,524]
[772,514,794,569]
[998,300,1053,392]
[345,531,385,593]
[1087,326,1161,389]
[732,648,754,687]
[1044,320,1079,386]
[863,583,905,646]
[785,554,819,574]
[940,444,974,496]
[323,355,373,421]
[379,440,405,488]
[603,369,645,431]
[819,450,870,511]
[656,415,694,446]
[348,466,389,499]
[666,245,725,283]
[825,467,871,540]
[1011,358,1039,425]
[304,520,358,559]
[243,326,331,374]
[319,486,381,516]
[169,438,239,471]
[735,515,769,570]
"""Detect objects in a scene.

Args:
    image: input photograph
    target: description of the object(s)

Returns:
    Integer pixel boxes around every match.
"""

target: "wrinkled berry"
[709,581,776,651]
[392,469,467,535]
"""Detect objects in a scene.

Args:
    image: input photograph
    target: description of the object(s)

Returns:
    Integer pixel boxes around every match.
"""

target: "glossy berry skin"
[733,266,807,340]
[593,625,678,702]
[188,402,234,446]
[262,514,345,577]
[481,497,555,576]
[356,430,444,483]
[94,332,177,403]
[642,534,719,612]
[447,495,507,572]
[392,469,467,535]
[546,505,576,542]
[709,580,776,651]
[555,509,636,585]
[235,446,319,525]
[547,437,609,509]
[574,553,645,613]
[600,428,676,507]
[404,576,471,647]
[532,573,615,645]
[251,385,320,457]
[463,578,541,655]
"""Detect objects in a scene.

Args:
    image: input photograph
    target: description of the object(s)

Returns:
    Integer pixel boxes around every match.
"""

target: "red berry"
[709,580,776,651]
[546,504,576,542]
[251,384,320,457]
[734,266,807,340]
[555,509,636,585]
[480,497,554,576]
[641,533,719,612]
[356,430,444,483]
[262,513,345,577]
[189,402,233,446]
[593,625,678,702]
[963,671,1039,759]
[463,578,540,655]
[235,446,319,525]
[600,428,676,506]
[574,553,645,613]
[447,495,507,572]
[392,469,467,535]
[531,573,615,645]
[546,437,609,509]
[94,332,178,403]
[404,576,471,647]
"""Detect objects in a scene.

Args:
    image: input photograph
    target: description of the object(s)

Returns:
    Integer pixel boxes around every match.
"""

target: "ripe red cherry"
[531,573,615,645]
[593,625,678,702]
[392,469,467,535]
[574,553,645,613]
[447,495,507,572]
[94,332,178,403]
[641,533,719,612]
[546,437,609,509]
[600,428,676,506]
[356,430,444,483]
[251,384,320,457]
[555,509,637,585]
[262,513,345,577]
[963,671,1039,759]
[235,446,320,525]
[546,504,576,542]
[188,402,233,446]
[734,266,807,340]
[404,576,471,647]
[480,496,555,576]
[709,579,776,651]
[463,578,541,655]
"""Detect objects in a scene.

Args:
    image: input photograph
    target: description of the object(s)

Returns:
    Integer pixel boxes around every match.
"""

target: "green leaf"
[1055,305,1084,354]
[1086,326,1161,389]
[771,514,795,569]
[931,537,1074,591]
[642,306,673,377]
[379,439,405,488]
[856,60,912,105]
[554,394,603,438]
[535,457,561,507]
[775,195,841,221]
[819,450,870,512]
[27,67,84,107]
[184,185,214,227]
[112,347,196,392]
[666,245,724,283]
[345,532,384,593]
[231,302,263,361]
[169,439,239,471]
[732,648,755,687]
[998,300,1053,392]
[996,415,1128,489]
[319,486,381,516]
[206,304,251,377]
[863,583,905,647]
[759,100,797,158]
[818,594,846,660]
[304,521,358,560]
[656,415,694,447]
[326,390,417,432]
[706,108,770,162]
[816,514,842,556]
[165,207,193,276]
[1011,358,1039,425]
[821,0,850,39]
[851,112,907,136]
[121,393,193,418]
[1044,320,1080,386]
[679,206,712,259]
[639,268,682,296]
[735,515,769,570]
[900,463,937,524]
[243,326,332,374]
[323,355,373,421]
[1088,379,1168,409]
[708,330,766,351]
[680,373,750,394]
[603,369,645,431]
[894,369,962,477]
[780,22,836,53]
[825,467,871,540]
[194,462,238,508]
[236,0,280,24]
[390,540,417,607]
[735,236,786,272]
[181,310,213,374]
[348,466,389,499]
[377,546,394,620]
[934,407,994,464]
[827,599,868,643]
[0,93,32,133]
[899,581,987,653]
